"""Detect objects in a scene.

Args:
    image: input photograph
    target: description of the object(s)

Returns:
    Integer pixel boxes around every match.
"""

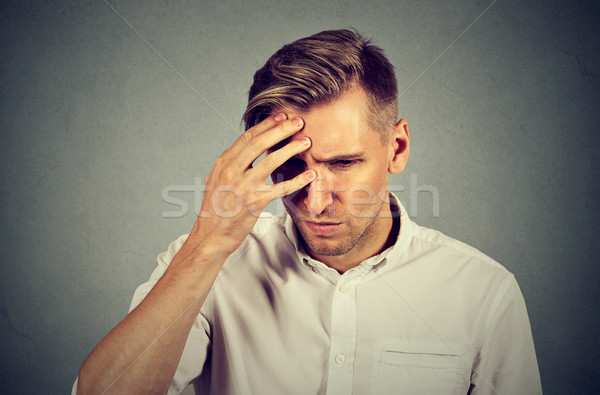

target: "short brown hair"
[243,29,398,139]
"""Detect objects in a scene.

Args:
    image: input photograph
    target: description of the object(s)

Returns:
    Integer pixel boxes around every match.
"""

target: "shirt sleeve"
[469,276,542,394]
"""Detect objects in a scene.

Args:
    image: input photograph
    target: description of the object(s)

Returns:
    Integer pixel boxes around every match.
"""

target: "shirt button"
[339,284,349,293]
[335,354,346,364]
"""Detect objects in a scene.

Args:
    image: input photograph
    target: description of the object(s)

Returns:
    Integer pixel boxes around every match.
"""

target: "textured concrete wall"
[1,0,598,393]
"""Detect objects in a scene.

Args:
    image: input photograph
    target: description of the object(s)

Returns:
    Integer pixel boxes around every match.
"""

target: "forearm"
[77,237,226,395]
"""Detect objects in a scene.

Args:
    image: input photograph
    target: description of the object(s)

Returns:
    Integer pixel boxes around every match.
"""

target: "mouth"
[304,220,342,236]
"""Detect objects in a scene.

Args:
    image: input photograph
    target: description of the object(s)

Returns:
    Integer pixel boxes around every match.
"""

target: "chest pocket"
[375,346,468,395]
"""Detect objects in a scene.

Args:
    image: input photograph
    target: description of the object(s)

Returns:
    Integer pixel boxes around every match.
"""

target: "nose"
[303,175,334,216]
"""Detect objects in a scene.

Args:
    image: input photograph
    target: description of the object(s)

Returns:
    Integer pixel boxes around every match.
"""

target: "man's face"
[271,86,395,259]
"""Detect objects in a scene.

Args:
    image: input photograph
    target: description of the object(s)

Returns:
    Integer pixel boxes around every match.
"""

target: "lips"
[304,221,342,236]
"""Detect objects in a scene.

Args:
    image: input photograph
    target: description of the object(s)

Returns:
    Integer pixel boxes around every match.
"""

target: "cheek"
[340,166,388,208]
[282,186,307,208]
[281,192,310,218]
[343,186,379,216]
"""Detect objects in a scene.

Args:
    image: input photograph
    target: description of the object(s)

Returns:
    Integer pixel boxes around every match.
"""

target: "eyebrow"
[293,152,366,163]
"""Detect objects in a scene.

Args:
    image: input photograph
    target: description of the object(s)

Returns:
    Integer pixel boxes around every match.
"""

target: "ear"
[387,119,410,174]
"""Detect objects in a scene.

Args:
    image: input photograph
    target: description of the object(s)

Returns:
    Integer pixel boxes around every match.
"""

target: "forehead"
[282,87,380,156]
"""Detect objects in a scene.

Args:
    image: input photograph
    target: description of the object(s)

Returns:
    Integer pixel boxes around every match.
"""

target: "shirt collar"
[280,192,413,274]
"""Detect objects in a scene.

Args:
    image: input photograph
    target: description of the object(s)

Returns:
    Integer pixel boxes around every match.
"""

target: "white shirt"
[74,197,542,395]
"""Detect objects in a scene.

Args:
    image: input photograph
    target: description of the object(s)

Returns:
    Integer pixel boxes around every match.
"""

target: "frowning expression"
[271,86,401,260]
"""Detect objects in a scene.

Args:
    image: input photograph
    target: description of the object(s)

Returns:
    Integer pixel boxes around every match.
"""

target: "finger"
[251,112,288,137]
[221,114,286,161]
[268,170,316,201]
[230,113,287,152]
[253,136,311,176]
[235,117,305,166]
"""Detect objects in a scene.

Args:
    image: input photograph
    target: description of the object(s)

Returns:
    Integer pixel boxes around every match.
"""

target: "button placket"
[325,272,366,395]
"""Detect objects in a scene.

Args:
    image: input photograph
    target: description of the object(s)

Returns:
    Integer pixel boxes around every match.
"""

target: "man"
[74,29,542,394]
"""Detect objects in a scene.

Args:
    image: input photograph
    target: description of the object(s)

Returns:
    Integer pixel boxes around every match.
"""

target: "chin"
[299,228,357,257]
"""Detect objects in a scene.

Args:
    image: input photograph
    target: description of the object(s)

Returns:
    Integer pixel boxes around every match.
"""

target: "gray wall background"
[1,0,598,394]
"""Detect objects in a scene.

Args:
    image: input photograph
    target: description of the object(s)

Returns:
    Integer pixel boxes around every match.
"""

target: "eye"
[330,159,358,168]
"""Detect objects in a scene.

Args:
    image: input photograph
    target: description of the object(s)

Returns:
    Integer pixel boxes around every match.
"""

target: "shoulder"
[407,221,510,275]
[223,212,292,268]
[249,212,286,237]
[391,220,515,299]
[157,213,287,267]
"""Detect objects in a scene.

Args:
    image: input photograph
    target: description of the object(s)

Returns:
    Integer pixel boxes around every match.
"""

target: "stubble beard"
[289,198,387,257]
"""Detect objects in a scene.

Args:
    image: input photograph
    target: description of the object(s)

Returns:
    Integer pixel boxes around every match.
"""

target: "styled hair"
[243,29,398,139]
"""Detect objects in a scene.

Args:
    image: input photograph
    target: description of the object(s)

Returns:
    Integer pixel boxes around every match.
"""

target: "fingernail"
[306,170,316,180]
[292,117,303,127]
[300,137,311,146]
[274,113,286,122]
